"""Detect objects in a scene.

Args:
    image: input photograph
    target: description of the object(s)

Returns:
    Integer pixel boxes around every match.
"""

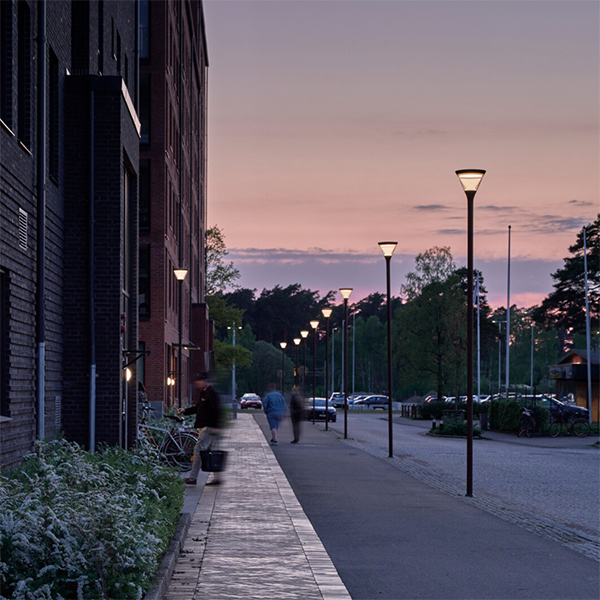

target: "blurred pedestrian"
[289,388,304,444]
[262,382,286,445]
[178,372,223,486]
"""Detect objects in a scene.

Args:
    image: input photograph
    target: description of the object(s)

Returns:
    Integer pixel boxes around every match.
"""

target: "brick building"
[0,0,210,470]
[138,0,210,409]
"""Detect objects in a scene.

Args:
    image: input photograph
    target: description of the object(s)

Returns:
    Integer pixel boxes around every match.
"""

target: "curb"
[144,511,192,600]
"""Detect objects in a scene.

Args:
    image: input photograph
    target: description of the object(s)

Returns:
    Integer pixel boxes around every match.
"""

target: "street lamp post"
[293,338,301,387]
[300,330,309,395]
[174,268,188,409]
[310,320,319,424]
[456,168,486,498]
[321,308,332,430]
[228,324,242,416]
[378,242,397,458]
[280,342,287,395]
[339,288,352,439]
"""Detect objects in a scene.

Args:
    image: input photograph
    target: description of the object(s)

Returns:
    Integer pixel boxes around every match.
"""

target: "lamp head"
[339,288,353,301]
[456,169,486,193]
[300,330,309,339]
[321,308,333,319]
[310,320,319,330]
[173,268,188,281]
[378,242,398,258]
[293,338,301,346]
[280,342,287,349]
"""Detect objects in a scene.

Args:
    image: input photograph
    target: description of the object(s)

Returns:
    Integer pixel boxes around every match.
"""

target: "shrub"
[420,401,485,421]
[429,422,482,437]
[420,401,447,420]
[488,399,521,432]
[0,440,185,600]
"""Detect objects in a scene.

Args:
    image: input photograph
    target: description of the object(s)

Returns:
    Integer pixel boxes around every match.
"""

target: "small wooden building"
[549,350,599,422]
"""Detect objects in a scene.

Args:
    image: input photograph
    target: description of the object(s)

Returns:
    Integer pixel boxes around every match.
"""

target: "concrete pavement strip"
[145,413,351,600]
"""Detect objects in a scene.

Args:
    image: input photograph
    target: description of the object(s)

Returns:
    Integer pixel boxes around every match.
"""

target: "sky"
[203,0,599,307]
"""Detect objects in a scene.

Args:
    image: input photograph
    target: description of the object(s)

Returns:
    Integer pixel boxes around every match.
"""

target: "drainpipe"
[36,0,46,441]
[177,1,184,407]
[89,79,97,453]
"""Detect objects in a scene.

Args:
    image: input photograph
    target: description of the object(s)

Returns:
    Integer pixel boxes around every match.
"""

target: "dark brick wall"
[1,0,140,469]
[62,74,139,450]
[0,0,72,470]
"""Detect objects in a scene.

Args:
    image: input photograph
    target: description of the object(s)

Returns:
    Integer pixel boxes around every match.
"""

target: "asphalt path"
[330,412,600,540]
[254,412,600,600]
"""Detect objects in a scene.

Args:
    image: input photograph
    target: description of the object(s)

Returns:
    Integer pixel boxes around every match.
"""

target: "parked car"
[305,398,337,422]
[537,395,588,420]
[353,395,389,410]
[329,392,345,408]
[424,395,447,403]
[349,394,366,405]
[240,393,262,409]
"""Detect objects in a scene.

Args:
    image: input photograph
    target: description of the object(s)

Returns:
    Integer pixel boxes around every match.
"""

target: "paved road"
[328,413,600,542]
[256,412,599,600]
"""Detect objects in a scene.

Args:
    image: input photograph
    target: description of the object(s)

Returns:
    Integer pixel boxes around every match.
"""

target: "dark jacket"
[183,385,222,429]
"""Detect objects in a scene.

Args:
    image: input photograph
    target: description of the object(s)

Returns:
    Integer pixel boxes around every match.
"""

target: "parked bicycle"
[138,404,197,471]
[518,407,535,438]
[548,409,591,438]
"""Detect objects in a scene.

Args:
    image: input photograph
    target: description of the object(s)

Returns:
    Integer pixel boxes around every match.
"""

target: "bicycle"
[518,407,535,438]
[548,410,591,438]
[138,404,197,471]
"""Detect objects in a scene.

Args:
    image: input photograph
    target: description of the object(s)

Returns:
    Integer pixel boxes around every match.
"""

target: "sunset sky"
[203,0,599,307]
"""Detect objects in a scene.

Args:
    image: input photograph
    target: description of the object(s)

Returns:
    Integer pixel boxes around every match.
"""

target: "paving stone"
[164,414,350,600]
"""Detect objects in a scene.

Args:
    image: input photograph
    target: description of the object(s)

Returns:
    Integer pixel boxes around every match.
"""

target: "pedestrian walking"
[178,372,223,486]
[289,388,304,443]
[262,382,287,445]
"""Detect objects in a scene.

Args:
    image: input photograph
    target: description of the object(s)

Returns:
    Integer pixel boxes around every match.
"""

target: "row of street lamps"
[276,169,485,498]
[162,169,485,497]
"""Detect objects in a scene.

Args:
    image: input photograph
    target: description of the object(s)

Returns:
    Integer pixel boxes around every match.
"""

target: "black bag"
[200,449,228,472]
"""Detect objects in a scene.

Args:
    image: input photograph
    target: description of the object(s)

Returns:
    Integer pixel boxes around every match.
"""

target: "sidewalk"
[164,413,351,600]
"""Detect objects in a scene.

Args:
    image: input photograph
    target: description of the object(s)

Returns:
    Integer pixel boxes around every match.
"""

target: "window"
[0,0,13,128]
[0,269,9,417]
[123,168,133,298]
[139,73,150,144]
[139,0,149,60]
[98,0,104,73]
[139,244,150,319]
[49,48,59,180]
[17,0,31,147]
[116,31,121,73]
[18,208,27,250]
[122,167,135,348]
[139,159,150,234]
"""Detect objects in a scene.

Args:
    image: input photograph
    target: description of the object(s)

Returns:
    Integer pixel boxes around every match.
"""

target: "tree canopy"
[400,246,456,301]
[205,225,241,296]
[533,215,599,336]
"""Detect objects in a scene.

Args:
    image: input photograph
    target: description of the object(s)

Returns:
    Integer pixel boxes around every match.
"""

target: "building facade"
[0,0,210,470]
[138,0,210,409]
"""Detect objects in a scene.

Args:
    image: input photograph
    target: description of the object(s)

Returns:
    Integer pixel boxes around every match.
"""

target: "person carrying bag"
[178,372,224,486]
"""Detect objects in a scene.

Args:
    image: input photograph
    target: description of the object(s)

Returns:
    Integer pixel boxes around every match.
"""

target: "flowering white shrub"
[0,440,184,599]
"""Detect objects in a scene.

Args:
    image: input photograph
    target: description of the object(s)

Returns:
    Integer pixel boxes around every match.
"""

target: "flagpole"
[583,228,592,423]
[506,225,511,399]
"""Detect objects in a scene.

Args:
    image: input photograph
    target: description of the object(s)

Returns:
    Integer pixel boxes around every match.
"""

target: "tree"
[396,273,466,402]
[224,284,335,344]
[205,225,241,296]
[400,246,456,301]
[236,341,295,397]
[205,294,244,337]
[533,215,600,338]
